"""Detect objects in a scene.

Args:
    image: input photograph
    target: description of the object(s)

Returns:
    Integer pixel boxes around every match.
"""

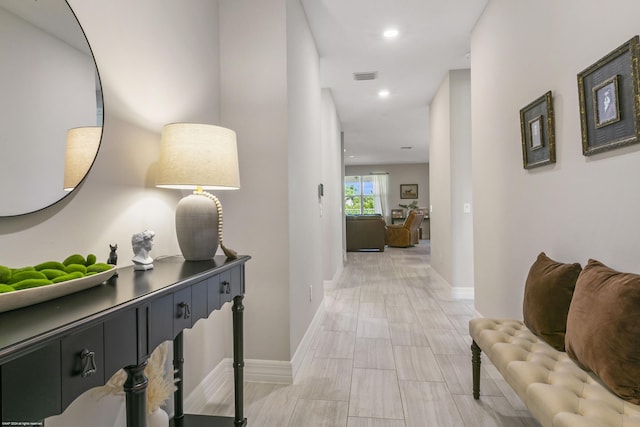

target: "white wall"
[430,75,453,281]
[286,0,326,355]
[321,89,344,282]
[218,0,291,361]
[218,0,343,362]
[472,0,640,318]
[429,70,474,290]
[450,70,474,289]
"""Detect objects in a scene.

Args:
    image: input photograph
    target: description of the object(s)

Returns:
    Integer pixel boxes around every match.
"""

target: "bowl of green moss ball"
[0,254,116,313]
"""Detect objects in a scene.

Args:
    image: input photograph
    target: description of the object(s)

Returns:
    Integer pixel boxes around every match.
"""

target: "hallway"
[204,242,539,426]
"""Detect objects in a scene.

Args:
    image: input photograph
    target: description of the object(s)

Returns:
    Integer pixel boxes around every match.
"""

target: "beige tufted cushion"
[469,318,640,427]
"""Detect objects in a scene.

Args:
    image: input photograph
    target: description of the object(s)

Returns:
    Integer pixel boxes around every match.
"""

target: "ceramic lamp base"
[175,193,219,261]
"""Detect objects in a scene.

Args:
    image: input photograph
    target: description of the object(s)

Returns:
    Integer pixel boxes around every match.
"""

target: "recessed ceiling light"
[383,28,399,39]
[378,89,390,98]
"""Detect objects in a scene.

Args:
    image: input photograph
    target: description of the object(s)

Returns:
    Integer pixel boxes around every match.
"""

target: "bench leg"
[471,340,481,400]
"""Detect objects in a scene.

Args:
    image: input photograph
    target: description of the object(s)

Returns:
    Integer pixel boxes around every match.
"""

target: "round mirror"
[0,0,103,217]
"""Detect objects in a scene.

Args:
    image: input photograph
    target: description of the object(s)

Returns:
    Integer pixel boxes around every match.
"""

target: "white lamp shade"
[156,123,240,190]
[63,126,102,191]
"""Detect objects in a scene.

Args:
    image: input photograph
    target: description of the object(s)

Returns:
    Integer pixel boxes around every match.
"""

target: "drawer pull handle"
[179,302,191,319]
[221,281,231,294]
[80,349,97,378]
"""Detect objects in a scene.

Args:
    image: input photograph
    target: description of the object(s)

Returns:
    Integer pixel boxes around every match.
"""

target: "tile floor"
[203,241,540,426]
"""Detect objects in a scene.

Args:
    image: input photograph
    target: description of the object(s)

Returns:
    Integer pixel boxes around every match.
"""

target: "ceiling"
[300,0,488,166]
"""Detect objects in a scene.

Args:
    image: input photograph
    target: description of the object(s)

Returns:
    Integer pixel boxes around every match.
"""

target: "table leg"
[232,295,247,426]
[124,361,148,427]
[173,331,185,426]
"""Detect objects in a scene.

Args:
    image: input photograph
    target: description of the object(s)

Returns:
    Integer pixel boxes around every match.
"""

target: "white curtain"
[372,174,389,221]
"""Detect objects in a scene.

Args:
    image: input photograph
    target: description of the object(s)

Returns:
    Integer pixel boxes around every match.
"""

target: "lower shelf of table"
[170,414,247,427]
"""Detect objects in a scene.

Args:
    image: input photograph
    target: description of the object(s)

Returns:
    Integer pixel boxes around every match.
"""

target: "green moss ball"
[8,271,47,285]
[86,263,113,273]
[52,271,85,283]
[63,254,86,267]
[0,266,10,283]
[86,254,97,266]
[65,264,87,274]
[11,278,53,290]
[0,284,15,293]
[40,269,68,280]
[35,261,66,271]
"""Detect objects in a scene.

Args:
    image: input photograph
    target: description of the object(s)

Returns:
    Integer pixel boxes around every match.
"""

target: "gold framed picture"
[520,91,555,169]
[578,36,640,155]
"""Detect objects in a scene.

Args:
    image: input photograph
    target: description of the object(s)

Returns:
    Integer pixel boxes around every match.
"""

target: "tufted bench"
[469,318,640,427]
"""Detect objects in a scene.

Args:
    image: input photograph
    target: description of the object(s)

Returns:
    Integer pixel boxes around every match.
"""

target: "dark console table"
[0,255,250,427]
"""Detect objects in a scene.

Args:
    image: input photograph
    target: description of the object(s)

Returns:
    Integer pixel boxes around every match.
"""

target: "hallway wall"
[472,0,640,318]
[429,70,474,292]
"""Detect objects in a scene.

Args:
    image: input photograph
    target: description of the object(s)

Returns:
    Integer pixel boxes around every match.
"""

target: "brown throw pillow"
[565,259,640,404]
[522,252,581,351]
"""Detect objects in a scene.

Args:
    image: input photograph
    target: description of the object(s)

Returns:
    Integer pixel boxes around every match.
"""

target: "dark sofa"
[346,214,385,252]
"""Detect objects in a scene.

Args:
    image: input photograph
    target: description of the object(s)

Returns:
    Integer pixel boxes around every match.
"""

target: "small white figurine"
[132,229,155,271]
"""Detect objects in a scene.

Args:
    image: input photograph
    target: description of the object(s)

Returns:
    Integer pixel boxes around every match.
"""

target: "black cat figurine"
[108,244,119,277]
[108,244,118,265]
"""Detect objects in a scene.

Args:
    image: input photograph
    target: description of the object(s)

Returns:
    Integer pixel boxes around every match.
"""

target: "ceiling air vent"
[353,71,378,81]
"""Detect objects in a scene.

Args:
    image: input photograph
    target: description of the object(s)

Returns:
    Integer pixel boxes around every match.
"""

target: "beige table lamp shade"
[156,123,240,190]
[63,126,102,191]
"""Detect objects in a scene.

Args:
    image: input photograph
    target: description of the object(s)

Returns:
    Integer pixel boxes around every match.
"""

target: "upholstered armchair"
[385,210,424,248]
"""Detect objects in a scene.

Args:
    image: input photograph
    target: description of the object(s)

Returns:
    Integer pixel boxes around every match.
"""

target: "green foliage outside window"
[344,176,376,215]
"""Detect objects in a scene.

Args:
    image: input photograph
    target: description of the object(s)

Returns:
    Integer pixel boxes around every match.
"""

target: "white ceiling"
[300,0,488,166]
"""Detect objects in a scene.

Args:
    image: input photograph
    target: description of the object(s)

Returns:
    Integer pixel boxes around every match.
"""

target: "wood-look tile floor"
[202,241,540,426]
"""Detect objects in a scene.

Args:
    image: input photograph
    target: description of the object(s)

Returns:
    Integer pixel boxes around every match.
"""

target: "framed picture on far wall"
[578,35,640,155]
[400,184,418,199]
[520,91,555,169]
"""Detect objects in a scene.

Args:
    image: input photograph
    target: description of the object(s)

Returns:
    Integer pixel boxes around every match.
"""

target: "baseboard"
[291,300,326,380]
[244,358,292,384]
[333,262,344,283]
[184,357,231,413]
[451,286,474,300]
[325,262,344,291]
[429,267,475,300]
[183,357,292,413]
[185,301,326,409]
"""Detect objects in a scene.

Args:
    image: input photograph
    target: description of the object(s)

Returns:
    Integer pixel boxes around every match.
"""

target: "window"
[345,175,388,216]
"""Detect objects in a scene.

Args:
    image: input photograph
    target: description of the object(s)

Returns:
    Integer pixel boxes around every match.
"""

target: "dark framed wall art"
[520,91,556,169]
[400,184,418,199]
[577,35,640,155]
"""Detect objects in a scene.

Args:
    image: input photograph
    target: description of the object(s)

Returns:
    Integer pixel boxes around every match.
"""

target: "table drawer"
[104,308,137,379]
[1,342,61,422]
[61,323,105,409]
[219,266,243,306]
[191,279,208,322]
[145,293,174,356]
[173,287,192,336]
